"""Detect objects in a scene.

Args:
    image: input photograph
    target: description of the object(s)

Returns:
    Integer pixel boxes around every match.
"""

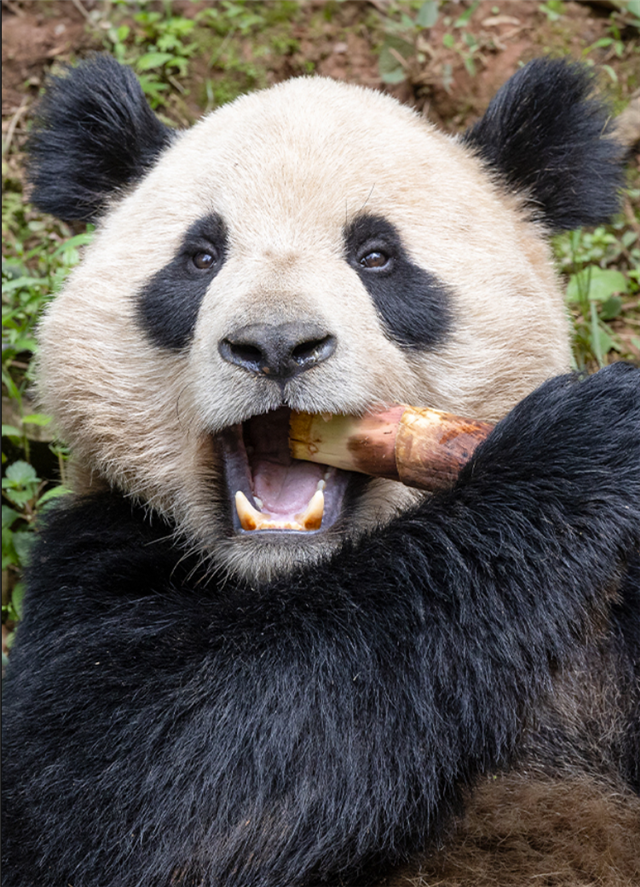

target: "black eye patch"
[136,212,228,351]
[344,214,452,350]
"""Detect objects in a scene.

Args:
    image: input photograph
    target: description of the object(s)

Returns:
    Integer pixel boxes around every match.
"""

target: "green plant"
[378,1,440,86]
[539,1,566,23]
[2,183,85,636]
[2,460,68,574]
[100,0,305,113]
[100,10,198,108]
[554,213,640,369]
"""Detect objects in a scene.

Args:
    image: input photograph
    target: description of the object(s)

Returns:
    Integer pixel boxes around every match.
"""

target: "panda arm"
[288,363,640,769]
[2,365,638,887]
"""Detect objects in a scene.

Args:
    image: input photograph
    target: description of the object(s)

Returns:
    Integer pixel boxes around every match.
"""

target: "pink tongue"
[253,459,323,515]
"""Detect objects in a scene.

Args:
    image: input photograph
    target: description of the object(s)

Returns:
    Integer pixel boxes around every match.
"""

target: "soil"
[3,0,639,133]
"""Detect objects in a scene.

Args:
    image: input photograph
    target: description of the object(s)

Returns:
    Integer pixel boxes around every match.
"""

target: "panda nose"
[219,322,337,379]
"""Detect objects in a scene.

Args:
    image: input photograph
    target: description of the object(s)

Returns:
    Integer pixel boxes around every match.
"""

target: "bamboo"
[289,406,493,492]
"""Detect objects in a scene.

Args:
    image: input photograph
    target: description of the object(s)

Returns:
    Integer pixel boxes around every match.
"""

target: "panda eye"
[359,250,391,270]
[191,250,217,270]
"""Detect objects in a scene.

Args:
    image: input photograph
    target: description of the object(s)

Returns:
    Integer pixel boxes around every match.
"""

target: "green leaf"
[22,413,52,427]
[1,425,22,440]
[2,488,35,507]
[454,0,479,27]
[599,295,622,321]
[4,461,38,486]
[2,505,21,529]
[566,267,628,303]
[416,1,439,28]
[381,67,408,85]
[1,276,46,293]
[4,337,39,355]
[37,485,71,507]
[379,35,414,83]
[442,33,455,48]
[51,232,94,256]
[136,52,174,72]
[10,581,26,619]
[595,325,615,355]
[463,55,476,77]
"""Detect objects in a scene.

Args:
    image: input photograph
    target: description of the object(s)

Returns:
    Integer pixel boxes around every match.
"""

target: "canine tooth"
[316,479,326,492]
[235,491,261,531]
[299,489,324,530]
[254,496,264,510]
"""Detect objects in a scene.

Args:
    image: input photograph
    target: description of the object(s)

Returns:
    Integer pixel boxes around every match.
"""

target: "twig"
[70,0,92,21]
[3,95,29,156]
[2,0,25,16]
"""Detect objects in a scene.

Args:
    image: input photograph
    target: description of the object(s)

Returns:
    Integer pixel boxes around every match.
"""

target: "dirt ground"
[3,0,639,132]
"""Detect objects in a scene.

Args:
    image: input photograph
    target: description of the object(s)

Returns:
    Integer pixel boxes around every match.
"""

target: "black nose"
[219,322,337,380]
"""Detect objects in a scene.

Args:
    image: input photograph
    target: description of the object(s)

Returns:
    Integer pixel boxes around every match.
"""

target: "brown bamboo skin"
[289,406,494,492]
[395,407,494,490]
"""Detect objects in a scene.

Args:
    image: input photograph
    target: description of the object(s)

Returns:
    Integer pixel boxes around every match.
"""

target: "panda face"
[36,75,573,583]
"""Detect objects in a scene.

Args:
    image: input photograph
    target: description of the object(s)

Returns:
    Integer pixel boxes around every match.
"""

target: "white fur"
[38,77,571,583]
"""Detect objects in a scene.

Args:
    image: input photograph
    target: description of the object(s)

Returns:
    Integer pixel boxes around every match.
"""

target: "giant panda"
[2,54,639,887]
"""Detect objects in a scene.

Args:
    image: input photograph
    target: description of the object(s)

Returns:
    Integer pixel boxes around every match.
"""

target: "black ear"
[28,55,175,222]
[462,59,624,232]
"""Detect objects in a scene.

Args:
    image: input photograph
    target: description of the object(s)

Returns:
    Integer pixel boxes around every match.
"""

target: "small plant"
[2,462,68,622]
[100,10,198,109]
[554,212,640,370]
[377,1,443,86]
[539,1,566,23]
[2,187,85,641]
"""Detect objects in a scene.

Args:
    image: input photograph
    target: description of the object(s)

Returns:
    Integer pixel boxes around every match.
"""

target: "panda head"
[30,56,623,584]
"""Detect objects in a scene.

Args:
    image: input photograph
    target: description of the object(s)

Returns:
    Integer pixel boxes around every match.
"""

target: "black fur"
[344,215,453,349]
[462,58,625,231]
[3,364,639,887]
[137,212,228,350]
[612,557,640,792]
[28,55,174,222]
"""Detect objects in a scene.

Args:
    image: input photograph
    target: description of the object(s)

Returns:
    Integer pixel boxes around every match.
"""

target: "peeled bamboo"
[289,405,493,492]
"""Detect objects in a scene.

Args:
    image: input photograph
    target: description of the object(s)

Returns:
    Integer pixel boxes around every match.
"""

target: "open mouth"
[219,407,351,534]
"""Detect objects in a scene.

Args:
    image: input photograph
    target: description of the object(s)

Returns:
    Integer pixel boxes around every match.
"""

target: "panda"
[2,54,639,887]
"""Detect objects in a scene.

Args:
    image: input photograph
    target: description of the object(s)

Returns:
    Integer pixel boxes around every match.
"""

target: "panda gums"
[2,55,639,886]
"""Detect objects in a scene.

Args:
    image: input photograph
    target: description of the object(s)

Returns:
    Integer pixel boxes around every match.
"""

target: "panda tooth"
[316,479,326,492]
[254,496,264,510]
[235,490,261,531]
[236,490,323,532]
[299,489,324,531]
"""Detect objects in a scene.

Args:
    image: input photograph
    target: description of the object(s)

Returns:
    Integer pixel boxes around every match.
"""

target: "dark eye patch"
[344,214,452,350]
[136,212,228,351]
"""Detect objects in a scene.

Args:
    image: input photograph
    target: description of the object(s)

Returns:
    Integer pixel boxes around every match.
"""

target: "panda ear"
[28,55,175,222]
[462,59,624,232]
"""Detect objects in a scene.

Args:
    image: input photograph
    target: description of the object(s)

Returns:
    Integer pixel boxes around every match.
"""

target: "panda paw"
[462,363,640,542]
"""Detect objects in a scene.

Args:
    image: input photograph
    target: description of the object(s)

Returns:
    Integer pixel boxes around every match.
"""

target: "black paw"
[460,363,640,542]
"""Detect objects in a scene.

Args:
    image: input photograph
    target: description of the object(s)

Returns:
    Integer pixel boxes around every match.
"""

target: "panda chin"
[219,407,352,537]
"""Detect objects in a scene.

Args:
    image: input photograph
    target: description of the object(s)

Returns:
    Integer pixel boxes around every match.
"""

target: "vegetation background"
[2,0,639,659]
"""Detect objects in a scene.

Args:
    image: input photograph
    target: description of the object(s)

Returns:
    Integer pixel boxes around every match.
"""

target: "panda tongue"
[245,409,324,516]
[252,458,324,516]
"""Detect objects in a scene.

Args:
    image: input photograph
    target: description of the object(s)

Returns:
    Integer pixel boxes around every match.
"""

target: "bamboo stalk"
[289,406,494,492]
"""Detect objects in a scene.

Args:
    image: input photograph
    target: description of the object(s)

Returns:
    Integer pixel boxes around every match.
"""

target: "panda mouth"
[219,407,351,534]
